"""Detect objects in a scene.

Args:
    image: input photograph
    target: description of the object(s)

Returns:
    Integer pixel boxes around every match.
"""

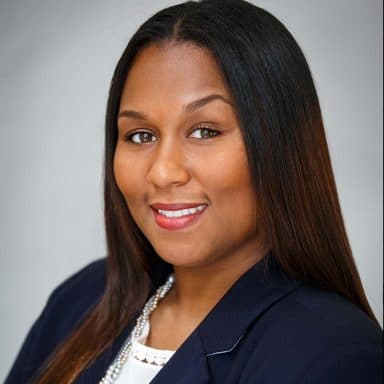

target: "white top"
[115,318,176,383]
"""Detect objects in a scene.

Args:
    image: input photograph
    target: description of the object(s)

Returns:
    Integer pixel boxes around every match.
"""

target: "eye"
[127,131,157,144]
[189,126,220,140]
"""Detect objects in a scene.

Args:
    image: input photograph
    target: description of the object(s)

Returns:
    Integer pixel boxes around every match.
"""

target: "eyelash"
[125,126,220,144]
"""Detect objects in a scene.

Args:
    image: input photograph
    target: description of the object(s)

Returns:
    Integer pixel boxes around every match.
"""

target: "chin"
[156,250,211,269]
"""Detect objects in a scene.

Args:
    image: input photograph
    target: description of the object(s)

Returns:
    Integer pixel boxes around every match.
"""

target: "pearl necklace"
[99,274,175,384]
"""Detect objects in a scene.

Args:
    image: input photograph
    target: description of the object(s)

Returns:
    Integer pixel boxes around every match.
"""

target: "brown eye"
[189,127,220,139]
[128,131,157,144]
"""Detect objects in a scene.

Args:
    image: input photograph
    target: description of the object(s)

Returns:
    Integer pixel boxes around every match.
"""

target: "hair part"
[36,1,377,382]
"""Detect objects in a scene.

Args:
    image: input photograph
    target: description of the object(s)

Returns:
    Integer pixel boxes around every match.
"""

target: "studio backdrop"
[0,0,382,381]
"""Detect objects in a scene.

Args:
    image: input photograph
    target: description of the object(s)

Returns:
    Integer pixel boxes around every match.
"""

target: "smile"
[156,204,206,218]
[151,203,207,230]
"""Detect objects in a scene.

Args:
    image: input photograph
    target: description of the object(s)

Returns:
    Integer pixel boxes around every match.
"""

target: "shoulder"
[274,284,382,343]
[46,258,107,312]
[5,258,107,383]
[38,257,107,345]
[241,284,383,383]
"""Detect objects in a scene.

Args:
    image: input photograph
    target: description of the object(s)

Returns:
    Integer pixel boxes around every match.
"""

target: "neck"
[166,245,268,319]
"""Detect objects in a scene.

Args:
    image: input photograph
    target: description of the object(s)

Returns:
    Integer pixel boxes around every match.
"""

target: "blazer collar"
[151,252,301,383]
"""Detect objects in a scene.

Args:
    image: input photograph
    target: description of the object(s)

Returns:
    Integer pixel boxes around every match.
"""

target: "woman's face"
[114,42,262,269]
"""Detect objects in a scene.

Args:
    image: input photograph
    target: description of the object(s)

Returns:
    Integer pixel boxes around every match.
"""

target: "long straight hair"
[36,1,377,382]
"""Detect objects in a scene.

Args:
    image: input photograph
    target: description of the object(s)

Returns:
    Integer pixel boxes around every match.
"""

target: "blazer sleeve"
[4,259,106,384]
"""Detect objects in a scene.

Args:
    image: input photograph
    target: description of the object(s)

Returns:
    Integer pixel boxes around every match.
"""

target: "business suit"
[6,255,383,383]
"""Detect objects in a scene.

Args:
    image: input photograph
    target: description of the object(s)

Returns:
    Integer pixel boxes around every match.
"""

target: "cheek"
[200,143,254,202]
[113,148,128,195]
[197,141,257,232]
[113,146,144,205]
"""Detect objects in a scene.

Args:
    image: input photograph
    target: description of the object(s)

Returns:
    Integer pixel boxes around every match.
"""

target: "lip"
[151,203,207,231]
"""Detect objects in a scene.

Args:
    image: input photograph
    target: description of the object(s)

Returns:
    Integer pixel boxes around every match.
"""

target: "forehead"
[120,42,230,108]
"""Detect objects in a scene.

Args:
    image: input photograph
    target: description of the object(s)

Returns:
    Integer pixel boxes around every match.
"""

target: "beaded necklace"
[99,274,175,384]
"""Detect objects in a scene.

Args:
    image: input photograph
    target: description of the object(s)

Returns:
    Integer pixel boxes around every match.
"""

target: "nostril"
[146,157,190,188]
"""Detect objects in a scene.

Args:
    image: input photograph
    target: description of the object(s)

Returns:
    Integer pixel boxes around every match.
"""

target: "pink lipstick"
[150,203,207,230]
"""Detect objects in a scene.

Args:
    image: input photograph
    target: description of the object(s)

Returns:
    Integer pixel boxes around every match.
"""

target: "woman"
[6,0,382,383]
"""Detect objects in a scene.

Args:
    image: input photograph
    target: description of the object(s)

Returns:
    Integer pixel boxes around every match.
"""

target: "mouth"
[150,203,208,230]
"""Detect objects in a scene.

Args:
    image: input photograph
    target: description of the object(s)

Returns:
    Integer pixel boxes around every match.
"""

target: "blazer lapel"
[151,253,301,383]
[151,330,210,384]
[199,253,301,355]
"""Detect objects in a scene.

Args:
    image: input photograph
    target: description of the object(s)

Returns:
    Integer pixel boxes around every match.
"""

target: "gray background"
[0,0,382,380]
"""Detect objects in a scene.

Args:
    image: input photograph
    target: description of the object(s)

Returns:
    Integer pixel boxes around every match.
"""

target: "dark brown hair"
[35,0,377,382]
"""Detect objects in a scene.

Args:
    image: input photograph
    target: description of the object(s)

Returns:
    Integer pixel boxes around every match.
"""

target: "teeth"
[157,204,206,218]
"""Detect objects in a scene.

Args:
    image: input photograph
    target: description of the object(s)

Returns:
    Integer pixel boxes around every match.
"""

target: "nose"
[146,139,191,189]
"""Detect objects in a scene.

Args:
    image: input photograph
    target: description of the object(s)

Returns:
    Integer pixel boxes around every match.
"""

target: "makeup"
[151,204,207,230]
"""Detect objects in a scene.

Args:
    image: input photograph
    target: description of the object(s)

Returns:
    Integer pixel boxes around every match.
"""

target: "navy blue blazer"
[6,256,383,383]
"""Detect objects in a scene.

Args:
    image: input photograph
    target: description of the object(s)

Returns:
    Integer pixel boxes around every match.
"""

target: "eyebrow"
[184,94,233,113]
[118,109,149,121]
[118,94,233,120]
